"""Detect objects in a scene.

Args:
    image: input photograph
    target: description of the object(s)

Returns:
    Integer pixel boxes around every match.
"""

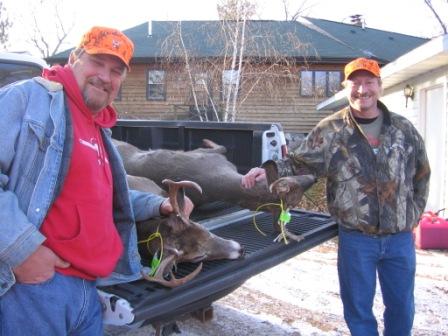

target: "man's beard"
[83,91,109,113]
[83,79,112,113]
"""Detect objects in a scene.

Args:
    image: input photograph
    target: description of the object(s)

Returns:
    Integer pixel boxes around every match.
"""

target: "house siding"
[114,63,338,133]
[382,64,448,212]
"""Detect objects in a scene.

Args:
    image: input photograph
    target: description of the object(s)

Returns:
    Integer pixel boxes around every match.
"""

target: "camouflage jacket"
[275,102,430,235]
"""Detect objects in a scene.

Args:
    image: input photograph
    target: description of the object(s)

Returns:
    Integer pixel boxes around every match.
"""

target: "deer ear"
[261,160,279,186]
[163,217,188,233]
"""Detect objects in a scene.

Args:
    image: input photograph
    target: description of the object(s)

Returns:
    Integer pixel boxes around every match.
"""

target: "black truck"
[98,120,338,332]
[0,54,337,334]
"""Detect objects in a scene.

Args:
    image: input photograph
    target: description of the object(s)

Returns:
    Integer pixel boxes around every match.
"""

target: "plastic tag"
[280,210,291,223]
[150,252,161,276]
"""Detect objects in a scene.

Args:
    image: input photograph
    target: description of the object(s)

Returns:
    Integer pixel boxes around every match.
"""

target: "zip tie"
[253,200,291,244]
[253,202,283,236]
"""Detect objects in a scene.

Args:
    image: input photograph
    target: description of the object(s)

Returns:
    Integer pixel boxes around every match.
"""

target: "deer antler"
[162,179,202,224]
[141,254,203,288]
[273,229,304,243]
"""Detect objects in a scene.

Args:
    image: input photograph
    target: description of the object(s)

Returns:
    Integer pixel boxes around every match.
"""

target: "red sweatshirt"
[40,65,123,280]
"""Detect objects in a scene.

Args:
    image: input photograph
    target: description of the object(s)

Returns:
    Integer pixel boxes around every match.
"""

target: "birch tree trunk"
[178,22,205,121]
[223,14,241,121]
[229,17,246,122]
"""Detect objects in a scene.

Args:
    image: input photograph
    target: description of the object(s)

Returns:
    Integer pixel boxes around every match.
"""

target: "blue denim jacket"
[0,77,164,296]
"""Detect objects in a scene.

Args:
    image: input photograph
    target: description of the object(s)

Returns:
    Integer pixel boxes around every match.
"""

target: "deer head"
[262,160,317,243]
[129,176,243,288]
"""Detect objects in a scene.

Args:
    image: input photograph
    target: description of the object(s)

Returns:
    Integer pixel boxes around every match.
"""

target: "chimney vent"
[349,14,366,29]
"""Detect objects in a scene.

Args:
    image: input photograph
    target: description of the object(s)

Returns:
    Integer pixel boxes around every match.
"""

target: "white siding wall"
[382,65,448,213]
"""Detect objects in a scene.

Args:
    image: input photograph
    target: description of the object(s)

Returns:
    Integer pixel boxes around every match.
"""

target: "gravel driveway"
[105,238,448,336]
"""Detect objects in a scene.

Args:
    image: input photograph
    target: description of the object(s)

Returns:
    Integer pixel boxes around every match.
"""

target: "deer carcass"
[128,175,243,288]
[116,139,313,244]
[114,138,280,211]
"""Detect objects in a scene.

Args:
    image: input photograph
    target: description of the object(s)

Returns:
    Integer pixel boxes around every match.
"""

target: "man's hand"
[12,245,70,284]
[241,167,267,189]
[160,196,194,217]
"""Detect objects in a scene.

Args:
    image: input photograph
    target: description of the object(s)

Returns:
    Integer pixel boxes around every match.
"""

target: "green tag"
[150,252,161,276]
[280,210,291,223]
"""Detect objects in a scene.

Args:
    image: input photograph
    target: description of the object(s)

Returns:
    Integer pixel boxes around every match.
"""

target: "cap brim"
[345,69,379,80]
[84,48,130,70]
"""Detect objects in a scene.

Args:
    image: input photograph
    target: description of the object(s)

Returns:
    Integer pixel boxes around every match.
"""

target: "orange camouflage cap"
[78,26,134,70]
[344,58,381,80]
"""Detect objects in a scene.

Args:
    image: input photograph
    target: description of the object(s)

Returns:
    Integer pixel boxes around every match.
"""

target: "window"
[193,73,208,91]
[191,72,210,106]
[222,69,239,101]
[147,70,166,100]
[300,71,313,96]
[300,70,342,97]
[328,71,342,95]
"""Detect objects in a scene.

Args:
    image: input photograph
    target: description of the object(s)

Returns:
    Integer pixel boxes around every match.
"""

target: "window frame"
[147,69,166,101]
[299,70,342,98]
[191,72,211,106]
[221,69,240,101]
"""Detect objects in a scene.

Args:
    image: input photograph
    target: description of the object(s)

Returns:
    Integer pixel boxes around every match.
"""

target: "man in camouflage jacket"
[242,58,430,336]
[272,99,429,235]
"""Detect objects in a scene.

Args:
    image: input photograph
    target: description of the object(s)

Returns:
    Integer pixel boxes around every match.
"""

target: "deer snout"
[227,240,244,260]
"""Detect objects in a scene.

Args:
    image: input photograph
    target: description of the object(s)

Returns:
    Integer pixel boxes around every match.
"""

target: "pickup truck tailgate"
[99,209,337,325]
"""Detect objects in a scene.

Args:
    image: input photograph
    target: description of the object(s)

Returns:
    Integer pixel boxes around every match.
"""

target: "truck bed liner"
[99,209,337,325]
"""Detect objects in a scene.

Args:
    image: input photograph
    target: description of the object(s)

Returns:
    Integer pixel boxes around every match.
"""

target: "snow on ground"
[105,238,448,336]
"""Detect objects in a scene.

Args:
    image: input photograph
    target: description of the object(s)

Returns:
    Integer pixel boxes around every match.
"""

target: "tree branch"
[424,0,447,34]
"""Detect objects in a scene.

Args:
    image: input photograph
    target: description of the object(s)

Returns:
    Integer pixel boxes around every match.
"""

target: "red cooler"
[414,210,448,249]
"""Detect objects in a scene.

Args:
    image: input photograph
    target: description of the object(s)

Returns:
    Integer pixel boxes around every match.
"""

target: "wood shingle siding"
[113,63,333,132]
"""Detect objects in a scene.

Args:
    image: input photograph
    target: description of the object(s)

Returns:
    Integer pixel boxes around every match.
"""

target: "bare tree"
[0,1,12,48]
[424,0,448,35]
[178,22,203,120]
[160,23,221,121]
[281,0,314,21]
[217,0,257,20]
[26,0,75,57]
[158,17,312,122]
[217,0,253,121]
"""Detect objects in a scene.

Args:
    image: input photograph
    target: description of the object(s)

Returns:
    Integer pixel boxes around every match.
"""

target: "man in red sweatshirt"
[0,26,191,335]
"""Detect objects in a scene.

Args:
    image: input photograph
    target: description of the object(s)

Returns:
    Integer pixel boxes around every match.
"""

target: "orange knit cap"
[78,26,134,70]
[344,58,381,80]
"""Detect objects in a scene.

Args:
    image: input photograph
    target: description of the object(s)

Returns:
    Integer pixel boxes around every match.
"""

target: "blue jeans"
[0,273,103,336]
[338,228,415,336]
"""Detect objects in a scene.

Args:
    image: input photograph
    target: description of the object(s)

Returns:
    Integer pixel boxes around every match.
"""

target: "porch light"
[404,84,414,108]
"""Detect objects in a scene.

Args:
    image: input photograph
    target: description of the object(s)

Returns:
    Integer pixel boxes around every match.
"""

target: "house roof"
[304,17,427,62]
[317,33,448,111]
[48,18,428,66]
